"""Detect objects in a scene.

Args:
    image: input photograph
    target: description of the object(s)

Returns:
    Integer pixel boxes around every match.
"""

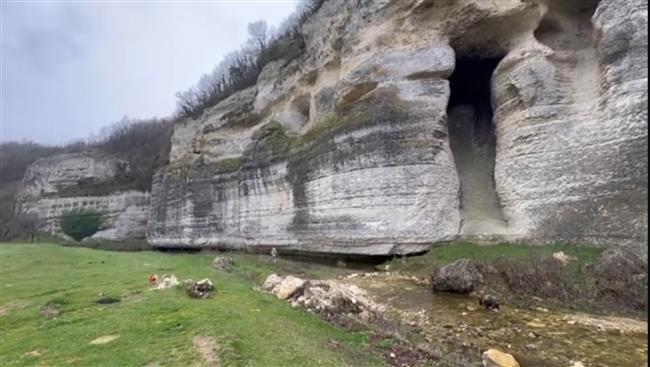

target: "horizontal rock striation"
[492,0,648,254]
[21,152,149,241]
[149,0,647,255]
[150,70,460,255]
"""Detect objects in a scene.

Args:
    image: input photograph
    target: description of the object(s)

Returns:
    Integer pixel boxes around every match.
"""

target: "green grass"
[381,242,604,278]
[0,244,384,367]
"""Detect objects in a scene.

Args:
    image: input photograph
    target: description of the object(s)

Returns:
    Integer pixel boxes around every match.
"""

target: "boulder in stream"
[431,259,483,294]
[482,348,520,367]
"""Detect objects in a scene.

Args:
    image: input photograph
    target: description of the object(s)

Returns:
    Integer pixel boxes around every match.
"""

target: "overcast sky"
[0,1,297,145]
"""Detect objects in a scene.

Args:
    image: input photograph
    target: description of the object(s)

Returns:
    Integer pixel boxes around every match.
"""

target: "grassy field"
[0,244,384,367]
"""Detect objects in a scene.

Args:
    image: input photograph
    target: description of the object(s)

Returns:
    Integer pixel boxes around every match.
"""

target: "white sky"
[0,1,297,145]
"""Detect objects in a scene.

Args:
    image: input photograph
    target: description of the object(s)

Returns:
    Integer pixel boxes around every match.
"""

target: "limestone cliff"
[149,0,647,256]
[21,152,149,241]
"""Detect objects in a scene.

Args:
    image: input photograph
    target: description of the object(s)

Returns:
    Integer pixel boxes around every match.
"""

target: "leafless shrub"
[591,251,648,312]
[94,117,173,190]
[493,256,580,302]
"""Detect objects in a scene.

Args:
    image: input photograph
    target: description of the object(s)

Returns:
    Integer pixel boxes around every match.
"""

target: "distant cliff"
[20,152,149,242]
[148,0,648,256]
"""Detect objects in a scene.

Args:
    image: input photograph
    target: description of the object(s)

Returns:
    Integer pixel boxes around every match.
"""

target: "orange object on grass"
[148,274,159,284]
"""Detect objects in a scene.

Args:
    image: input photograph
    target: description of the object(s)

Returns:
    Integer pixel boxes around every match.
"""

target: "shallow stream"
[343,274,648,367]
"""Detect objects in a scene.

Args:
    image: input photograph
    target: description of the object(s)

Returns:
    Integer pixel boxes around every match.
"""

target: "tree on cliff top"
[175,0,325,120]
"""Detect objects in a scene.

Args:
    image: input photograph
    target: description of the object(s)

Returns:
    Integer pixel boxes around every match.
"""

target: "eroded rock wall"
[21,152,150,241]
[149,0,647,255]
[492,0,648,253]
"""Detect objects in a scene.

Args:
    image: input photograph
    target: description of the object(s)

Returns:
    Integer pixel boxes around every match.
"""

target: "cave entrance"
[447,55,508,237]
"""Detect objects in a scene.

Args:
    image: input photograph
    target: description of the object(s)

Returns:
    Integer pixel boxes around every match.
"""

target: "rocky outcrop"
[492,0,648,254]
[149,0,647,256]
[20,151,149,241]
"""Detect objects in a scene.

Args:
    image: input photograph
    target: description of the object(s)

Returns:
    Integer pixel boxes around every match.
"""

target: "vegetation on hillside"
[0,117,172,241]
[59,210,104,241]
[175,0,325,119]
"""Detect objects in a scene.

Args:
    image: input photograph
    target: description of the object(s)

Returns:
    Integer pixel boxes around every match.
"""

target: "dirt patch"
[193,336,221,367]
[89,335,120,345]
[40,303,63,319]
[1,301,29,316]
[23,349,44,357]
[95,294,121,304]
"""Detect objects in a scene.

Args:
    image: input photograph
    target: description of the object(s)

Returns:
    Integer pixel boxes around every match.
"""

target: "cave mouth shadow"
[446,54,508,236]
[448,55,502,122]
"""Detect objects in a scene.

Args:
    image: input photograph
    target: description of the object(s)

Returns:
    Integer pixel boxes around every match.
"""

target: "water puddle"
[342,274,648,367]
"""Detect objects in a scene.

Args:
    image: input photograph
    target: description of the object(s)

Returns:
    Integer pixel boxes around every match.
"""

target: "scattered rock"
[526,321,545,328]
[563,313,648,334]
[184,278,214,299]
[150,274,180,290]
[89,335,119,345]
[552,251,577,266]
[193,336,221,367]
[261,274,384,322]
[482,348,520,367]
[262,274,307,300]
[212,256,234,272]
[431,259,483,294]
[570,362,585,367]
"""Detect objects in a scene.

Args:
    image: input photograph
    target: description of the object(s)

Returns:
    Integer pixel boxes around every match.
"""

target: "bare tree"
[248,20,268,54]
[174,0,326,120]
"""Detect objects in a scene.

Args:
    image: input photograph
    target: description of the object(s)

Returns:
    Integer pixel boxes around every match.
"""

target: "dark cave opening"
[447,55,508,237]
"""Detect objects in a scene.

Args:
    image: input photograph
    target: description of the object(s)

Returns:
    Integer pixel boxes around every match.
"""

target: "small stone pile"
[183,278,214,299]
[150,274,180,290]
[261,274,384,322]
[212,256,234,272]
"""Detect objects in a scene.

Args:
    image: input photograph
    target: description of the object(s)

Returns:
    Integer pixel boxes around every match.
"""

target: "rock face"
[492,0,648,254]
[147,0,647,256]
[20,151,149,241]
